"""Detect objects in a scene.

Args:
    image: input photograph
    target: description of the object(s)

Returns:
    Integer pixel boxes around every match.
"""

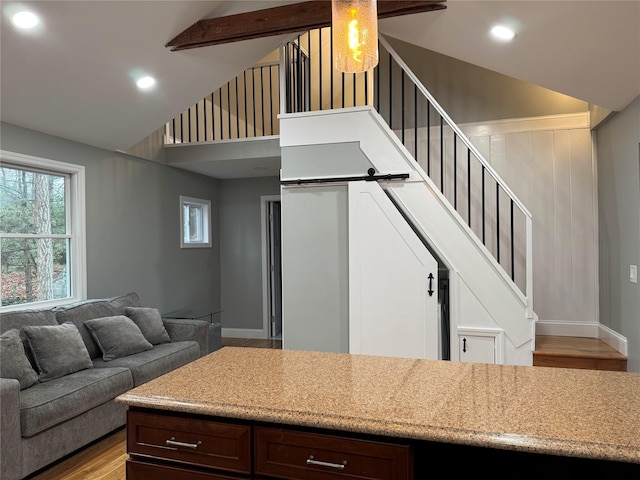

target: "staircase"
[166,29,534,312]
[163,28,605,366]
[161,26,538,364]
[533,336,627,372]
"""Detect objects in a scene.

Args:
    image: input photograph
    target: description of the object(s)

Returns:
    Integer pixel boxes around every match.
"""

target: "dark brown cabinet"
[125,408,412,480]
[127,458,241,480]
[125,407,639,479]
[126,409,251,477]
[255,426,412,480]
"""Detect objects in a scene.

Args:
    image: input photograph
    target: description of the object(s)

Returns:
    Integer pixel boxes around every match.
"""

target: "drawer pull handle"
[306,455,347,470]
[165,437,202,450]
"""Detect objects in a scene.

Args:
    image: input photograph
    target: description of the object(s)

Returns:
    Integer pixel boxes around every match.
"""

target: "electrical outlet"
[631,265,638,284]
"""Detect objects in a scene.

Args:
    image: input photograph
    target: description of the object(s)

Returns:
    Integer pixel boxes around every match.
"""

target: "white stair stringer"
[387,182,533,357]
[280,106,535,364]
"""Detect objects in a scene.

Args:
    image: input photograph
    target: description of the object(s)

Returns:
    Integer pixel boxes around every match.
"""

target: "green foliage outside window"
[0,166,69,306]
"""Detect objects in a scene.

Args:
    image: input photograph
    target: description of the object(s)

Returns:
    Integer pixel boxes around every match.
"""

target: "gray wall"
[281,185,349,353]
[385,36,589,125]
[282,142,372,179]
[280,143,372,352]
[596,96,640,372]
[0,122,220,314]
[219,176,280,330]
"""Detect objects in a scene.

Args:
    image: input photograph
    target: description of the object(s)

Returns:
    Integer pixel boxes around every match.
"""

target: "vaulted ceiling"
[1,1,638,154]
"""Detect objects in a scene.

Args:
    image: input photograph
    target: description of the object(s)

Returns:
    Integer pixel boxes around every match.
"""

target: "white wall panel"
[530,131,557,321]
[552,130,575,321]
[505,132,533,292]
[569,129,598,323]
[467,123,596,325]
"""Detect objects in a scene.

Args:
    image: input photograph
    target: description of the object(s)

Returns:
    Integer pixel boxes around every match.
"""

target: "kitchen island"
[116,347,640,478]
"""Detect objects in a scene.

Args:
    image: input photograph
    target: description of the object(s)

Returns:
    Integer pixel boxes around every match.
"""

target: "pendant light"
[331,0,379,73]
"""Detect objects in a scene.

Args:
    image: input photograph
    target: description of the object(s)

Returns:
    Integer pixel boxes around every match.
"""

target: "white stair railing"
[374,35,533,317]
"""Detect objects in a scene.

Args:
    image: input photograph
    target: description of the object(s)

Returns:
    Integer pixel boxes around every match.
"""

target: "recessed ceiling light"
[11,11,39,29]
[136,76,156,89]
[490,25,516,42]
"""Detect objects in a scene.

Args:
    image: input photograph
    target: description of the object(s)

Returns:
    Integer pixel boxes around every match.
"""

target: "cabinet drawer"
[255,426,412,480]
[126,458,239,480]
[127,409,251,474]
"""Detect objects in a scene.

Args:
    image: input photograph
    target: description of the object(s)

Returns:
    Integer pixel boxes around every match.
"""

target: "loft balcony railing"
[165,62,280,144]
[164,27,372,144]
[164,28,532,313]
[283,28,373,113]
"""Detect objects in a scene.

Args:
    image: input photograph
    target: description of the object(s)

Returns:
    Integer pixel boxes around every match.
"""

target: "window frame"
[0,150,87,312]
[180,195,212,248]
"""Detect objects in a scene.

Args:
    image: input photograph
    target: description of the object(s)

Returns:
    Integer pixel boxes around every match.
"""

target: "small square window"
[180,196,211,248]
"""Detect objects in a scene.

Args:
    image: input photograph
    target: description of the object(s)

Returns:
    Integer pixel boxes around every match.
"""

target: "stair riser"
[533,354,627,372]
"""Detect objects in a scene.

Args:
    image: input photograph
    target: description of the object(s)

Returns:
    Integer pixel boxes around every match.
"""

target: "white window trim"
[180,195,212,248]
[0,150,87,312]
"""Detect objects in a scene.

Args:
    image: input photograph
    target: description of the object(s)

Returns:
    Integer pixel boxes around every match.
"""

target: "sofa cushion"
[53,292,141,359]
[22,323,93,382]
[85,315,153,361]
[0,329,39,390]
[19,367,133,437]
[0,309,58,335]
[125,307,171,345]
[92,341,199,386]
[0,309,58,370]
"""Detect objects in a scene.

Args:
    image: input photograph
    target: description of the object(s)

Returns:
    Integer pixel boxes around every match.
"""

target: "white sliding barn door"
[348,181,440,360]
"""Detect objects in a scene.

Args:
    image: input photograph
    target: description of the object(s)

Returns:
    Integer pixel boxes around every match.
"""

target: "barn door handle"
[463,338,467,353]
[428,273,434,297]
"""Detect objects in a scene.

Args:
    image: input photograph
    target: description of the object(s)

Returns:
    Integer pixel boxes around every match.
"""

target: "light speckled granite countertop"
[116,347,640,464]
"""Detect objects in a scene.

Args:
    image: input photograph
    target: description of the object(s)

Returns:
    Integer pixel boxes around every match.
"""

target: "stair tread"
[534,336,626,360]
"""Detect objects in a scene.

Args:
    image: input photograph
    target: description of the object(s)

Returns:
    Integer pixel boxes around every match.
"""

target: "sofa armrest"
[1,379,22,480]
[162,318,209,357]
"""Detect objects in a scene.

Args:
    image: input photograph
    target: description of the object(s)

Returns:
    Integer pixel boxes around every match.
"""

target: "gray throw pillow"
[0,329,39,390]
[125,307,171,345]
[84,315,153,361]
[22,322,93,382]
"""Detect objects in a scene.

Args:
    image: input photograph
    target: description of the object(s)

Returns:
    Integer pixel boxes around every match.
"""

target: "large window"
[0,150,86,310]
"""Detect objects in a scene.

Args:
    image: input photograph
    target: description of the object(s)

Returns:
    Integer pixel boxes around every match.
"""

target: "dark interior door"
[269,201,282,338]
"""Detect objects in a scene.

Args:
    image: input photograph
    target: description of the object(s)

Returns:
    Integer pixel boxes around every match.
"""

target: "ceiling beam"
[166,1,446,51]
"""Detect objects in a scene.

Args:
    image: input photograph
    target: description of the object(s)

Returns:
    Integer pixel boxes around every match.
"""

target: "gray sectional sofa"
[0,292,214,480]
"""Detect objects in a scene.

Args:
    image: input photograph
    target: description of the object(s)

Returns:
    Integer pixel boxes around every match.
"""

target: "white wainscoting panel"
[465,115,597,326]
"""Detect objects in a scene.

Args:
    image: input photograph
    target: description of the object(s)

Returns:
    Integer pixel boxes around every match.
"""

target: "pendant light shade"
[331,0,379,73]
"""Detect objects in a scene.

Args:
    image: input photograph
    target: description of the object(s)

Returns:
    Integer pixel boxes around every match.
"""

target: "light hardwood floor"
[26,338,281,480]
[221,337,282,349]
[29,428,127,480]
[533,335,627,371]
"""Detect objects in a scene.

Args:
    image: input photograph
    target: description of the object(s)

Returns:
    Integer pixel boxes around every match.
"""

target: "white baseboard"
[535,320,627,356]
[535,320,599,337]
[221,328,268,339]
[598,324,628,356]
